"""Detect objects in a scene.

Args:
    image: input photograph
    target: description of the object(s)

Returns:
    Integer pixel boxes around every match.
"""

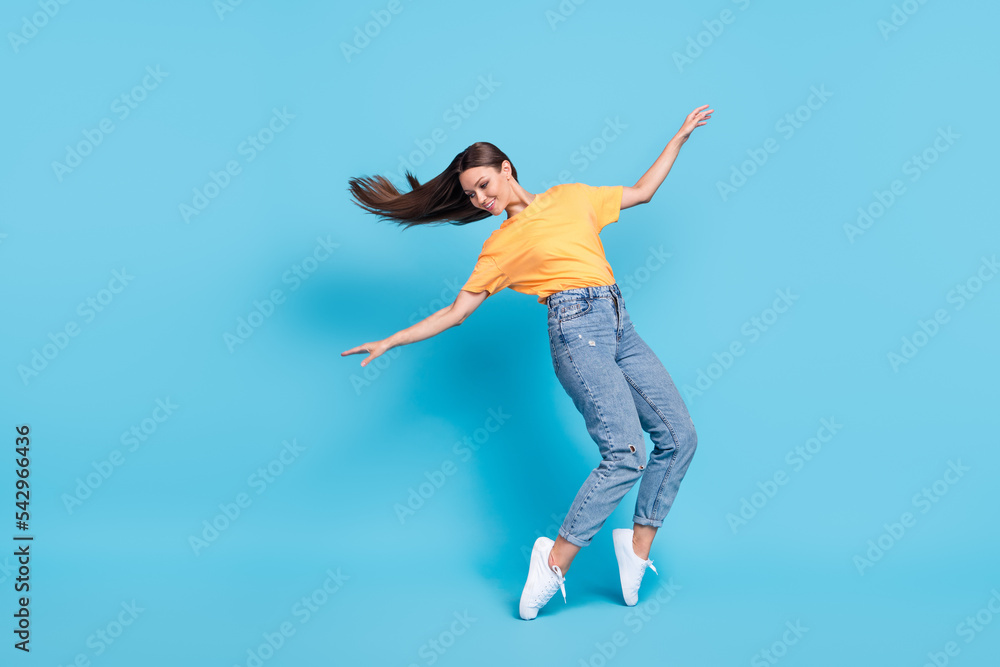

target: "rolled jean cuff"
[558,527,591,548]
[633,516,663,528]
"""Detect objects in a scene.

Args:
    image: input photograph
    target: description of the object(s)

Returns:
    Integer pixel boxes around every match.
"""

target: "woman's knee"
[682,417,698,455]
[662,415,697,455]
[597,451,646,479]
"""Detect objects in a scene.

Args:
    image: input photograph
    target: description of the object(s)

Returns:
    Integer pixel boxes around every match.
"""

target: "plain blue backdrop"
[2,0,998,665]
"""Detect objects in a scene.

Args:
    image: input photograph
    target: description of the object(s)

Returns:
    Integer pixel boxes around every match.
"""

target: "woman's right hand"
[341,339,391,367]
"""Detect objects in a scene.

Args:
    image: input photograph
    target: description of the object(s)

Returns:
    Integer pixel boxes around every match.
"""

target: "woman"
[343,105,711,620]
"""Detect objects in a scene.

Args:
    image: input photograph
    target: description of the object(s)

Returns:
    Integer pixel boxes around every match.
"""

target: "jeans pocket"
[553,298,592,323]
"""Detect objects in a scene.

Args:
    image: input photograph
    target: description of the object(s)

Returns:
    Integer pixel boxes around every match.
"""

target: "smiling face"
[458,163,511,215]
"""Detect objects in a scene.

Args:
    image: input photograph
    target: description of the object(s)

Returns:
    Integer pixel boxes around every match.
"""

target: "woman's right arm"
[341,289,489,367]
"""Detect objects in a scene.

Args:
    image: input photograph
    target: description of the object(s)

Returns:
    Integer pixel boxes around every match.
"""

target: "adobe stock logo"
[406,610,477,667]
[852,459,970,575]
[388,75,502,187]
[545,0,590,31]
[726,418,843,534]
[877,0,931,40]
[750,620,809,667]
[350,277,467,396]
[62,397,180,515]
[577,578,682,666]
[54,600,145,663]
[223,235,339,352]
[51,66,169,182]
[231,567,348,667]
[672,0,753,73]
[17,268,134,386]
[886,255,996,372]
[716,85,832,202]
[339,0,415,63]
[921,588,1000,667]
[213,0,248,21]
[179,107,295,224]
[187,439,306,556]
[8,0,73,54]
[682,288,798,402]
[540,117,628,190]
[393,407,511,524]
[843,127,959,244]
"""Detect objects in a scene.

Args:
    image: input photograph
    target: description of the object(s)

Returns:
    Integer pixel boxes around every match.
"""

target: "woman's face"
[459,163,510,215]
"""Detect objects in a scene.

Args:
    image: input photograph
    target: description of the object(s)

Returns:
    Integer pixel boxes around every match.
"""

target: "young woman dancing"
[343,104,711,620]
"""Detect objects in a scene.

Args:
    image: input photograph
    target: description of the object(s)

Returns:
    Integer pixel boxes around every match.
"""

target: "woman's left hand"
[677,105,714,141]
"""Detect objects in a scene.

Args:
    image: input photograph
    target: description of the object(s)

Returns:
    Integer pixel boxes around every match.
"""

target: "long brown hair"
[347,141,518,230]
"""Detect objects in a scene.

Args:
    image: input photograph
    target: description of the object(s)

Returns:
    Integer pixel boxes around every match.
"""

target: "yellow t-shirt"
[460,182,624,304]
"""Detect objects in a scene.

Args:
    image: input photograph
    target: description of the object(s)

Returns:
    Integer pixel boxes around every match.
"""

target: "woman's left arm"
[622,105,713,210]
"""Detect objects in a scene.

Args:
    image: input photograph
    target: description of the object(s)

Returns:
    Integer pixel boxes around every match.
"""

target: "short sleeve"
[461,254,510,296]
[582,184,624,232]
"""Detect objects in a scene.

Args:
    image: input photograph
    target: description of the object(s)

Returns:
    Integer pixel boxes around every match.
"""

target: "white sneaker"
[613,528,658,606]
[519,536,567,620]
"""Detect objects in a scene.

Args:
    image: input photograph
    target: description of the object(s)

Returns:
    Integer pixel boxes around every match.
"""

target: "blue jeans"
[546,282,698,548]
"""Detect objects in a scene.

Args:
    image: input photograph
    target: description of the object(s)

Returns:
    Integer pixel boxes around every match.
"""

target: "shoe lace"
[531,564,567,606]
[627,558,658,591]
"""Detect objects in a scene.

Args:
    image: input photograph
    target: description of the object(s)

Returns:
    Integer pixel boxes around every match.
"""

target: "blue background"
[2,0,998,665]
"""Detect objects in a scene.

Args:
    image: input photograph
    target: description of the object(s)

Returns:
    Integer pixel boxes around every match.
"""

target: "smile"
[484,199,495,211]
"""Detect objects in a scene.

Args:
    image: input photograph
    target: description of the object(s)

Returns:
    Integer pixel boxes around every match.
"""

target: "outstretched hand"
[677,104,714,141]
[341,339,390,367]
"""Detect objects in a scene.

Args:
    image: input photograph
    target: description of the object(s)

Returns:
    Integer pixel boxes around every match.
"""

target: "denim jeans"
[546,282,698,548]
